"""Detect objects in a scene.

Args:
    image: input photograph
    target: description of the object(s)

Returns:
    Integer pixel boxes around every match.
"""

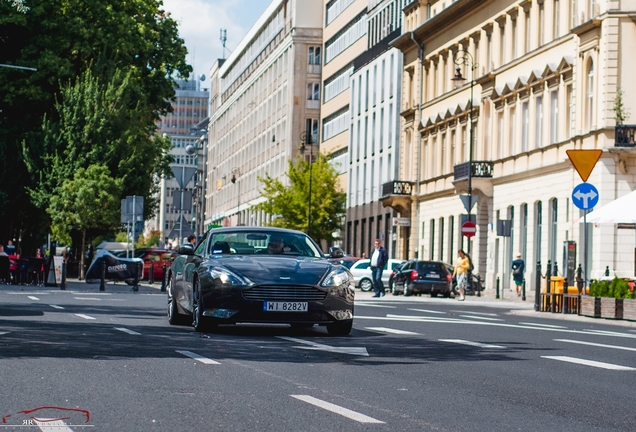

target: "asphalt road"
[1,283,635,431]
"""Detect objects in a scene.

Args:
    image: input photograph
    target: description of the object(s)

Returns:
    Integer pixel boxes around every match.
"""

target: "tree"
[0,0,190,252]
[48,164,123,278]
[255,154,346,246]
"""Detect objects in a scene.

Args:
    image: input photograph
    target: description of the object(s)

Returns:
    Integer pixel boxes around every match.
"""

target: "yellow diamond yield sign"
[566,150,603,182]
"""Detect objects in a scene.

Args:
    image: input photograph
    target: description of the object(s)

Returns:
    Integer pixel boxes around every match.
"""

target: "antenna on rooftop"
[220,28,227,59]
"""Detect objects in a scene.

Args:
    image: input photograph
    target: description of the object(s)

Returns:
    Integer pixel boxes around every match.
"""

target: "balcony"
[615,125,636,147]
[380,181,414,215]
[453,161,494,182]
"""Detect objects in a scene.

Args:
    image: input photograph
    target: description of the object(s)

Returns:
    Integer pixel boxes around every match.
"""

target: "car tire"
[326,319,353,336]
[391,282,399,296]
[167,276,189,326]
[431,292,438,298]
[403,284,411,297]
[443,290,451,298]
[193,280,216,333]
[359,278,373,292]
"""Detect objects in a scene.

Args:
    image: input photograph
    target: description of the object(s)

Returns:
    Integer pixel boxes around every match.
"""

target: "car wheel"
[391,281,399,296]
[193,280,215,333]
[326,319,353,336]
[443,290,451,298]
[431,292,438,298]
[167,276,189,326]
[403,284,411,297]
[359,278,373,292]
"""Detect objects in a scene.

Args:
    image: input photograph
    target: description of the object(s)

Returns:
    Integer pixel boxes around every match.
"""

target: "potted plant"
[580,280,607,318]
[622,282,636,321]
[599,277,629,319]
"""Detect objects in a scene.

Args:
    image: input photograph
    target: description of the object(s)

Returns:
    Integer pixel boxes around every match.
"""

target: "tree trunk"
[80,229,86,280]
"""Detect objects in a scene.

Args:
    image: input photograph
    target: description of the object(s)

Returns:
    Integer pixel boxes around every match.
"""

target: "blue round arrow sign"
[572,183,599,210]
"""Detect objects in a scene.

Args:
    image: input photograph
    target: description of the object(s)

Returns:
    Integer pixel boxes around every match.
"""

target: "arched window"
[549,198,558,265]
[586,59,594,130]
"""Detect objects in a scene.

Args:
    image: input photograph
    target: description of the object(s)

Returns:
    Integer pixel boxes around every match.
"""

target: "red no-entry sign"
[461,221,476,237]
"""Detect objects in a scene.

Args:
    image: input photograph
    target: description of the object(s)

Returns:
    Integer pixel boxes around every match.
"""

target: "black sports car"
[167,227,355,335]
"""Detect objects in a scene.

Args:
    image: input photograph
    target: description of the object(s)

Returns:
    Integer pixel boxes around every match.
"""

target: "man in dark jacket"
[370,238,388,297]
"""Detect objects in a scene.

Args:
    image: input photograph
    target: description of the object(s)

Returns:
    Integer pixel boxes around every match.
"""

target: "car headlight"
[321,267,353,287]
[208,267,252,286]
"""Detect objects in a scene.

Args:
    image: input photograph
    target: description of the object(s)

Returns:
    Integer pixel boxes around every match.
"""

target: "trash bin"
[549,276,565,293]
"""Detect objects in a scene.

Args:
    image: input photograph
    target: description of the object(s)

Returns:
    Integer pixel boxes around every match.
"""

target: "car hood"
[210,255,332,285]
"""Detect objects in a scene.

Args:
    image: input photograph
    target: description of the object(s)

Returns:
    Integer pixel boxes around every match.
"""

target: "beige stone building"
[205,0,323,228]
[391,0,636,291]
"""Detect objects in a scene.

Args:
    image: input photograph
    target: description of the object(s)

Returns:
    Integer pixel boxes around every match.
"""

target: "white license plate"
[263,302,308,312]
[426,273,440,278]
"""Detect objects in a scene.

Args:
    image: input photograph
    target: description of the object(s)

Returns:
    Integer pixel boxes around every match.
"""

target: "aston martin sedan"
[166,227,355,336]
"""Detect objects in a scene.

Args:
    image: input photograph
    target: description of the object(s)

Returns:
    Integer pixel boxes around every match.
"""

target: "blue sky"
[162,0,274,81]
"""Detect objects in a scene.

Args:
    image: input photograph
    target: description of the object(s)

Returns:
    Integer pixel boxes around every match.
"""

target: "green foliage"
[114,232,128,243]
[589,279,610,297]
[612,88,630,125]
[609,277,631,299]
[48,164,123,242]
[0,0,190,250]
[255,154,346,245]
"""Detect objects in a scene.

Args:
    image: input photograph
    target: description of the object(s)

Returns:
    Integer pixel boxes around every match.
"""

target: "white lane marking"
[33,419,74,432]
[519,322,567,329]
[354,303,396,308]
[176,350,220,364]
[365,327,419,335]
[439,339,505,348]
[554,339,636,352]
[386,314,463,321]
[50,305,64,309]
[0,332,9,335]
[582,329,636,339]
[459,315,504,322]
[114,327,141,335]
[408,308,446,314]
[27,296,39,300]
[291,395,384,424]
[542,356,636,370]
[277,336,369,356]
[74,314,96,320]
[74,297,101,301]
[451,310,498,316]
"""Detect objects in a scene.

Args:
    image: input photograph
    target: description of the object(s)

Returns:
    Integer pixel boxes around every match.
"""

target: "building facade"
[344,0,409,258]
[205,0,323,228]
[151,79,209,246]
[391,0,636,290]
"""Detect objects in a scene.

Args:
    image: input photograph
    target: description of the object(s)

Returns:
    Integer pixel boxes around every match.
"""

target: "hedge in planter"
[584,278,634,319]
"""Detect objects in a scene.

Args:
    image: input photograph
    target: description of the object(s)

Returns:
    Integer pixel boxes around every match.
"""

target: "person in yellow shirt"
[453,249,470,301]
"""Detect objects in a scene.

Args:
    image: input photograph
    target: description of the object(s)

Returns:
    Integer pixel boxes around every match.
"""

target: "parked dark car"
[167,227,355,335]
[392,260,453,297]
[388,261,408,293]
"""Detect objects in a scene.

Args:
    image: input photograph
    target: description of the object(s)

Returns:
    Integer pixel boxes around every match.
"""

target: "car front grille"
[242,286,327,301]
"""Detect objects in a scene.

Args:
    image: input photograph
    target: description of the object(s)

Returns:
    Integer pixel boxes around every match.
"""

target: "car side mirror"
[178,245,194,256]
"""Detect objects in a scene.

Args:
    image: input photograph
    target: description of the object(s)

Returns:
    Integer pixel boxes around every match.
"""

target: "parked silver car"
[349,258,406,292]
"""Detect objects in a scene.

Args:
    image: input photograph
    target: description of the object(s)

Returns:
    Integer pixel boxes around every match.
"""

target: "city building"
[205,0,323,228]
[391,0,636,291]
[150,78,209,246]
[344,0,409,258]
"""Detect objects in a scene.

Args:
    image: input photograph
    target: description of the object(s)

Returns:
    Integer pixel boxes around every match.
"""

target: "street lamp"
[298,131,314,238]
[231,168,241,225]
[452,49,478,295]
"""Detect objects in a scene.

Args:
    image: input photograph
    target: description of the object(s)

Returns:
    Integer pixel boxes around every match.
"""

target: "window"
[500,23,506,65]
[549,198,558,264]
[586,60,594,130]
[525,11,531,53]
[512,18,518,59]
[567,84,574,138]
[550,90,558,144]
[522,101,529,151]
[539,3,545,45]
[520,203,528,262]
[429,219,435,260]
[497,111,504,158]
[306,118,319,144]
[534,201,542,266]
[448,215,455,263]
[307,83,320,100]
[308,46,321,65]
[535,95,543,148]
[554,0,560,37]
[509,106,516,155]
[438,217,445,261]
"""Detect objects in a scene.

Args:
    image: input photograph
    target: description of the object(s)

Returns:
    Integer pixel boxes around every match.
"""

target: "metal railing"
[381,180,414,197]
[615,125,636,147]
[453,161,494,181]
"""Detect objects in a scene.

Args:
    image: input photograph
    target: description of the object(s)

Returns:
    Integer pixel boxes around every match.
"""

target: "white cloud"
[162,0,272,81]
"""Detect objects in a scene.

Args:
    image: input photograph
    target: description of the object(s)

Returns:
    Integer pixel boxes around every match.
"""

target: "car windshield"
[416,262,445,272]
[207,230,323,258]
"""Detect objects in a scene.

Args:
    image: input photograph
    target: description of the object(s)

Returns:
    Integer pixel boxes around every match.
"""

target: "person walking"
[453,249,470,301]
[370,239,388,298]
[511,253,525,296]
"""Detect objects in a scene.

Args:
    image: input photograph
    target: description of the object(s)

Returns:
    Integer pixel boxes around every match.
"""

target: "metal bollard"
[149,264,155,284]
[546,260,553,312]
[563,278,569,314]
[160,263,167,292]
[522,278,526,301]
[534,260,542,311]
[99,260,106,291]
[496,276,500,299]
[60,261,67,291]
[132,262,140,292]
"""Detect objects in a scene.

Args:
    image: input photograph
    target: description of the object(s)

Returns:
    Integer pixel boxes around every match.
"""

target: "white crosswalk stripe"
[439,339,505,348]
[554,338,636,352]
[365,327,419,335]
[542,356,636,371]
[176,350,220,364]
[74,314,96,320]
[291,395,384,424]
[27,296,39,300]
[114,327,141,335]
[49,305,64,309]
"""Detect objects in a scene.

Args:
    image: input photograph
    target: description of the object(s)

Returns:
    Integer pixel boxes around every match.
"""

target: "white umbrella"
[580,190,636,224]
